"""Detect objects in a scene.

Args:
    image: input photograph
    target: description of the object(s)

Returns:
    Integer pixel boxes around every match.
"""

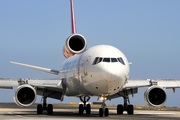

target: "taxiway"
[0,103,180,120]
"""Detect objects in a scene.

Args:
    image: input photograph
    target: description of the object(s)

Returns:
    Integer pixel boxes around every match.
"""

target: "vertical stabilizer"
[70,0,77,34]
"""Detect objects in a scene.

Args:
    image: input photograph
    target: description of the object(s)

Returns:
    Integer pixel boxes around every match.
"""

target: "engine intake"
[14,84,36,107]
[63,34,87,58]
[144,86,167,107]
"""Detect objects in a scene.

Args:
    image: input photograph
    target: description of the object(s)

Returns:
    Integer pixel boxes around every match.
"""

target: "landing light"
[100,97,107,101]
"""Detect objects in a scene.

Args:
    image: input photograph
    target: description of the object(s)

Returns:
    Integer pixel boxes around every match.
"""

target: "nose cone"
[101,63,127,93]
[84,62,128,96]
[81,45,130,96]
[102,63,121,81]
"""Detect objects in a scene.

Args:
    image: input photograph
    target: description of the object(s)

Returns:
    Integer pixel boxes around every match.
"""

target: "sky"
[0,0,180,107]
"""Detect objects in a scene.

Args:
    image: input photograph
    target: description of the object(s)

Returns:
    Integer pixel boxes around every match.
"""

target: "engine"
[14,84,37,107]
[63,34,87,58]
[144,86,167,107]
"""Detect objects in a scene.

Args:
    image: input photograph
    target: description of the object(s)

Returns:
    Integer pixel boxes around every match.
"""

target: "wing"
[10,61,59,75]
[0,78,20,89]
[26,78,65,101]
[110,79,180,99]
[1,61,75,103]
[124,79,151,89]
[0,78,65,101]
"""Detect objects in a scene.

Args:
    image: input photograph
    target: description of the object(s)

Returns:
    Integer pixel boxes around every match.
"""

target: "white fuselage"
[59,45,130,97]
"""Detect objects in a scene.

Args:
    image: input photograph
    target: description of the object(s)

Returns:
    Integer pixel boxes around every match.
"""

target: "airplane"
[0,0,180,117]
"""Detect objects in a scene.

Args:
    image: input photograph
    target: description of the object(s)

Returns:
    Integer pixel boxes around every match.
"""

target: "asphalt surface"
[0,103,180,120]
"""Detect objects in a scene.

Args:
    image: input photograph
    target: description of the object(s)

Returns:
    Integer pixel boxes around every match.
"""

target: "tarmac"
[0,103,180,120]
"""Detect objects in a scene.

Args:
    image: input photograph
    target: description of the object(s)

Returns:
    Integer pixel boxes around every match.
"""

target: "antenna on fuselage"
[70,0,77,34]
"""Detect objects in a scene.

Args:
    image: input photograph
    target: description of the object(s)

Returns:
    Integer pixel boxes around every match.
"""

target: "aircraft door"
[83,56,91,76]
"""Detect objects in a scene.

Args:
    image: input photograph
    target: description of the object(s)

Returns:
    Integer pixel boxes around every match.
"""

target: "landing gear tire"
[127,105,134,115]
[79,104,84,114]
[37,104,43,114]
[99,108,103,117]
[86,104,91,114]
[79,96,91,115]
[104,108,109,117]
[47,104,53,115]
[117,104,123,114]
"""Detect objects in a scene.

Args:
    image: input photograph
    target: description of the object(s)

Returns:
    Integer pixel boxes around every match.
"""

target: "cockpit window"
[92,57,103,65]
[103,58,110,62]
[118,57,125,65]
[92,57,125,65]
[111,58,118,62]
[92,57,99,65]
[97,57,103,64]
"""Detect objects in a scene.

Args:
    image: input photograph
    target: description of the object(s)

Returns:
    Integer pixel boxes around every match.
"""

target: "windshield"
[92,57,125,65]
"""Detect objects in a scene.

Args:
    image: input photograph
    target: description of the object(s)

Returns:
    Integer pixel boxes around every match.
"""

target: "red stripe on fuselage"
[77,54,83,83]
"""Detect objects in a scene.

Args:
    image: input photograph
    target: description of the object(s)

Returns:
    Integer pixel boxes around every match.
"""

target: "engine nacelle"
[14,84,37,107]
[144,86,167,107]
[63,34,87,58]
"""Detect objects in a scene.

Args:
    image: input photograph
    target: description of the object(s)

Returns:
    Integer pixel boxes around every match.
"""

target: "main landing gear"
[117,95,134,115]
[99,97,109,117]
[79,96,91,115]
[37,96,53,115]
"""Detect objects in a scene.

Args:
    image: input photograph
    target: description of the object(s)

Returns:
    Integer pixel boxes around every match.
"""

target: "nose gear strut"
[99,96,109,117]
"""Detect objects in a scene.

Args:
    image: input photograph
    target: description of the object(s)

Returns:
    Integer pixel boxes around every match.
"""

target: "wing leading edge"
[0,78,65,101]
[110,79,180,100]
[124,79,180,89]
[0,78,63,89]
[10,61,59,75]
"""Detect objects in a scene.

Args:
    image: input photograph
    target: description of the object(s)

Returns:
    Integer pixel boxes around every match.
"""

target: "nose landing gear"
[99,97,109,117]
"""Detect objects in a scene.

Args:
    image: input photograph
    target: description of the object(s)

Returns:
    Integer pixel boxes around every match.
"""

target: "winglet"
[10,61,59,75]
[70,0,77,34]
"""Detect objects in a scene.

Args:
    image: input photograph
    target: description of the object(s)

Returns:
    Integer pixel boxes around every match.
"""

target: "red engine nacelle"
[63,34,87,58]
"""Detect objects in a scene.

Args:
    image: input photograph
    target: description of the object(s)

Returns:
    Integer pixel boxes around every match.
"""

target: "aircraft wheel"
[117,104,123,114]
[37,104,43,114]
[99,108,103,117]
[104,108,109,117]
[127,105,134,115]
[47,104,53,115]
[79,104,84,114]
[86,104,91,114]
